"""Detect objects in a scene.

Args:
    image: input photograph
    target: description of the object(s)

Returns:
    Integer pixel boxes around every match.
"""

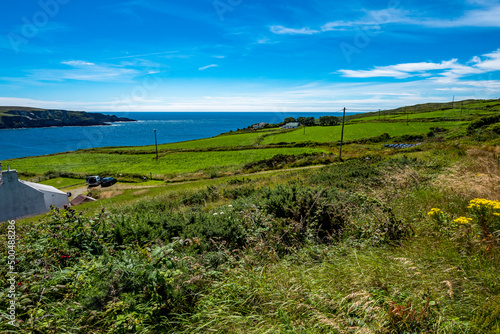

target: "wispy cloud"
[198,64,219,71]
[417,4,500,28]
[338,50,500,81]
[270,25,320,35]
[338,60,461,79]
[62,60,95,66]
[321,8,409,32]
[21,61,142,83]
[107,51,179,60]
[281,3,500,36]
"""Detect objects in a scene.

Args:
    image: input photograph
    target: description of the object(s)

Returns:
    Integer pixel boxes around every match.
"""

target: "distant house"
[281,122,300,129]
[0,165,69,221]
[252,122,268,129]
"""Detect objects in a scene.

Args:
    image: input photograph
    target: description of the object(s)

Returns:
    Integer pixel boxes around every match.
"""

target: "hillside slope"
[0,107,135,129]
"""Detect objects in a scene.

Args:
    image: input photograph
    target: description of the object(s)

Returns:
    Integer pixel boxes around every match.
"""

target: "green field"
[391,109,494,120]
[261,121,465,144]
[4,100,500,333]
[39,177,86,188]
[103,131,270,153]
[5,147,328,175]
[353,109,495,122]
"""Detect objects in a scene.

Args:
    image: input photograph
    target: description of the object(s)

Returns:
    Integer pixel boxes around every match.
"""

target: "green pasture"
[261,121,466,144]
[391,109,495,120]
[39,177,86,189]
[97,131,269,153]
[351,109,496,122]
[5,147,328,176]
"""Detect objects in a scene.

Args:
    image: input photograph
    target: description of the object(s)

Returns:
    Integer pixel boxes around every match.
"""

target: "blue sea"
[1,112,356,160]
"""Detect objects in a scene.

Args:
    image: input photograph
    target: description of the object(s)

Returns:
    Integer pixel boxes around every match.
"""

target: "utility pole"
[378,109,381,120]
[452,96,455,109]
[460,102,463,117]
[154,129,158,160]
[406,107,408,125]
[339,107,346,161]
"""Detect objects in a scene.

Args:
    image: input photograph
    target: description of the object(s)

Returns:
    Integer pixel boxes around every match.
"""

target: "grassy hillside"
[7,147,327,176]
[0,107,134,129]
[1,99,500,333]
[261,121,465,144]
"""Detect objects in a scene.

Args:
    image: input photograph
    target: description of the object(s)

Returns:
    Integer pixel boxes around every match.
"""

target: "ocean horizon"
[1,111,358,161]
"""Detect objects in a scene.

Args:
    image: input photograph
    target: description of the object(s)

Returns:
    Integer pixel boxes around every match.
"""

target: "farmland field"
[103,131,270,152]
[261,121,466,144]
[4,147,328,175]
[39,177,86,188]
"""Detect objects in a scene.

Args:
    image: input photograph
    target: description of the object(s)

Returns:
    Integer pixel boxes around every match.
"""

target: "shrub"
[471,294,500,333]
[467,114,500,134]
[310,158,382,189]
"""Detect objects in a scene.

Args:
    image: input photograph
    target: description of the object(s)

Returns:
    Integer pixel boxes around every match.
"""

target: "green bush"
[467,114,500,134]
[471,294,500,333]
[310,157,382,189]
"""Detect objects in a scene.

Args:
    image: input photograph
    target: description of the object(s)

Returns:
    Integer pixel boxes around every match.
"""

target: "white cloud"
[198,64,219,71]
[338,60,462,79]
[338,50,500,82]
[418,5,500,28]
[62,60,95,66]
[31,65,139,82]
[270,25,320,35]
[286,3,500,36]
[474,49,500,71]
[321,8,409,31]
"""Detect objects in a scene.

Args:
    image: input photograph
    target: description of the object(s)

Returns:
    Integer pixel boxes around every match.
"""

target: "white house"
[0,166,69,221]
[281,122,300,129]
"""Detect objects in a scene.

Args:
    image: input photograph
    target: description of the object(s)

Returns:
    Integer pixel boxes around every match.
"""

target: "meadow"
[1,99,500,333]
[98,131,269,153]
[5,147,328,176]
[261,121,465,144]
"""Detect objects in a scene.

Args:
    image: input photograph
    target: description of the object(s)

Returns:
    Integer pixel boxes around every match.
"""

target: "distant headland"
[0,107,136,129]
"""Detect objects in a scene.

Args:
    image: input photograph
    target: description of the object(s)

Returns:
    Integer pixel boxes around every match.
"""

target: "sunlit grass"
[261,121,466,144]
[5,147,328,175]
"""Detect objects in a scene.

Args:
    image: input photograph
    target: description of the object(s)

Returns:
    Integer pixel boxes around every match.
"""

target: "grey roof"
[284,122,300,126]
[19,180,67,195]
[71,194,96,206]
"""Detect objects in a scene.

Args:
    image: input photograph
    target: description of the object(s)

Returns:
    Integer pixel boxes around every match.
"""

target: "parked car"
[101,177,117,187]
[86,175,101,187]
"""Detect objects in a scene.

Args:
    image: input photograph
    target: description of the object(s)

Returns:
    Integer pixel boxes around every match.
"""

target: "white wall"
[42,191,69,211]
[0,170,68,222]
[0,171,46,221]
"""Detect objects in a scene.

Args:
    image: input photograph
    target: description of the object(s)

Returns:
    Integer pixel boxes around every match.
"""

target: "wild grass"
[261,121,465,145]
[3,103,500,333]
[38,177,86,189]
[96,131,268,153]
[3,147,327,176]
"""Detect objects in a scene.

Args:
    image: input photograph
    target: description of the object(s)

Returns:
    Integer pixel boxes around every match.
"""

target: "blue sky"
[1,0,499,112]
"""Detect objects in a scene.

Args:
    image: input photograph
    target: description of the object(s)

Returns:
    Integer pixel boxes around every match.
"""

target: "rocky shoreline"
[0,108,136,129]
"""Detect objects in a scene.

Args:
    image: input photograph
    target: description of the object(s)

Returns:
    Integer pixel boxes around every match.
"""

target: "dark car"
[101,177,117,187]
[86,175,101,187]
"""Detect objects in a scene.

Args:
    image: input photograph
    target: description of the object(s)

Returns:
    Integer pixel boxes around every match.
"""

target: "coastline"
[1,111,345,160]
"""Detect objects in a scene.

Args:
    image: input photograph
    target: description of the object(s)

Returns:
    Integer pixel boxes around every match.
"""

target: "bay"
[0,111,356,160]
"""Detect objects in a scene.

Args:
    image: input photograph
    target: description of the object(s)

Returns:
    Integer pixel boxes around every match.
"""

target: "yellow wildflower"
[453,217,473,225]
[467,198,500,210]
[427,208,443,217]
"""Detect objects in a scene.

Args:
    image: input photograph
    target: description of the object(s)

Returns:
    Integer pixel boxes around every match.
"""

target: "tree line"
[283,116,340,126]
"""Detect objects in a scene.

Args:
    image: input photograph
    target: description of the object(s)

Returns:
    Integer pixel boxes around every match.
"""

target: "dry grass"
[98,190,125,199]
[433,148,500,199]
[132,190,149,196]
